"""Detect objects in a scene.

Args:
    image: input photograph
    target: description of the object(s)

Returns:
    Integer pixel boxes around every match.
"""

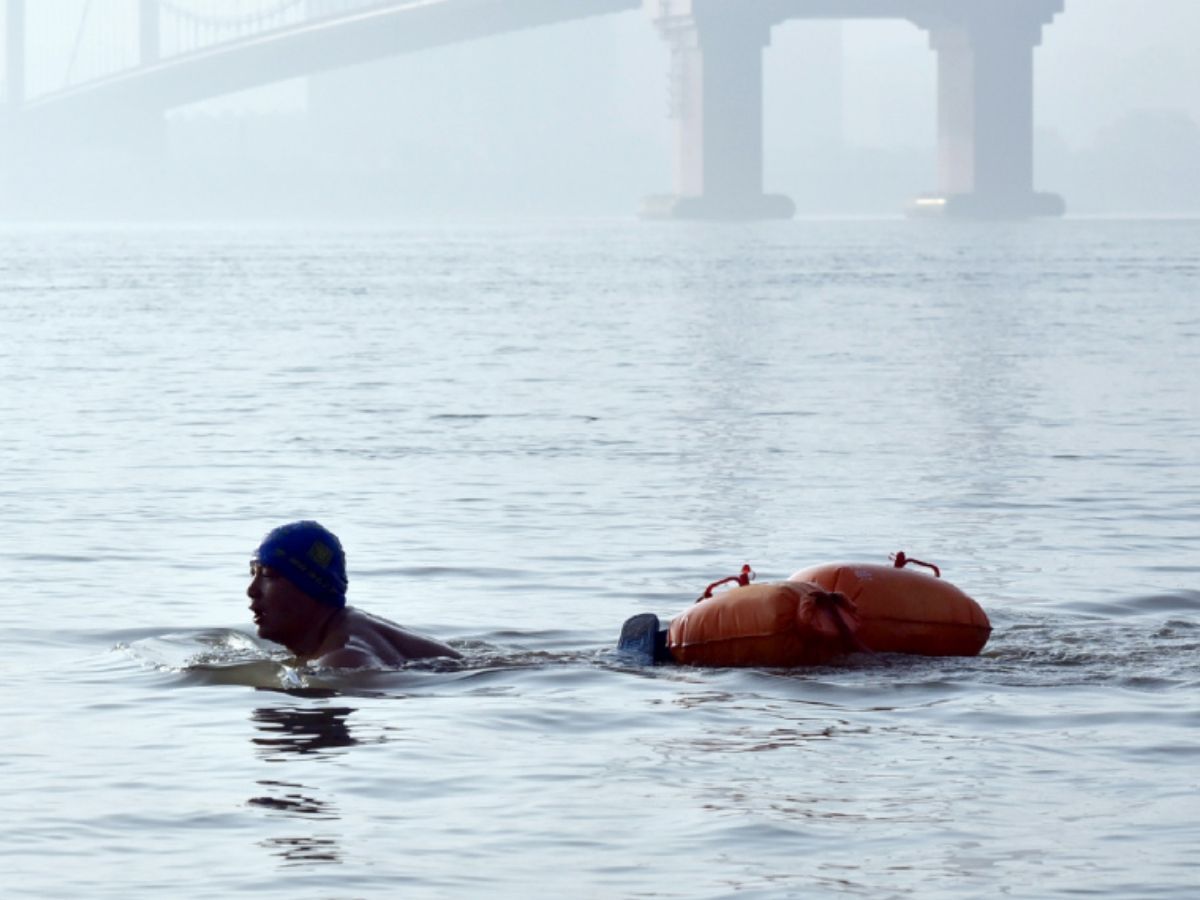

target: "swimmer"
[247,521,461,668]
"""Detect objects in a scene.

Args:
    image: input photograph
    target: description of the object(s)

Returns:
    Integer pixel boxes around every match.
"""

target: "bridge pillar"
[642,0,794,220]
[5,0,24,108]
[914,1,1064,217]
[140,0,160,65]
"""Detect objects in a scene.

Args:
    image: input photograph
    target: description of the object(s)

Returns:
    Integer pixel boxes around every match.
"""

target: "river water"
[2,217,1197,898]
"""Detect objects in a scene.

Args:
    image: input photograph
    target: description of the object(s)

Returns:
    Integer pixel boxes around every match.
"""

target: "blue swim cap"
[253,521,348,608]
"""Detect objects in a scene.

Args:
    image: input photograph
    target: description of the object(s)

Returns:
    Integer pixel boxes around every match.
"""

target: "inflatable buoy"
[616,553,991,667]
[666,579,864,667]
[788,555,990,657]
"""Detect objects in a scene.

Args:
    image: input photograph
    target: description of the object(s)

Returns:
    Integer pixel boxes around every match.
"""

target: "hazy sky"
[1039,0,1200,146]
[788,0,1200,150]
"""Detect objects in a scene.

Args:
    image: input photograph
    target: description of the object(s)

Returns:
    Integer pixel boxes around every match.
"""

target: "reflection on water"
[258,835,342,868]
[251,705,361,758]
[249,781,338,818]
[247,704,363,868]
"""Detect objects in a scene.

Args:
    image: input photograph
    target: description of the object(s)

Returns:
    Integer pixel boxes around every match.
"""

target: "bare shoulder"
[315,645,379,670]
[341,607,462,664]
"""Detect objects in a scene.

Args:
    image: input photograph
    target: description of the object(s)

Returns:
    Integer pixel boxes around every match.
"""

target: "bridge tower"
[915,0,1064,216]
[140,0,160,66]
[5,0,24,109]
[644,0,1064,219]
[642,0,794,219]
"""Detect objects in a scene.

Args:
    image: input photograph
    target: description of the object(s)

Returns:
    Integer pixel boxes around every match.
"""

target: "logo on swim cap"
[308,540,334,569]
[253,521,348,608]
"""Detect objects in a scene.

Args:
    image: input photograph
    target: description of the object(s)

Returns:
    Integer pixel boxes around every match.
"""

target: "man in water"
[247,520,461,668]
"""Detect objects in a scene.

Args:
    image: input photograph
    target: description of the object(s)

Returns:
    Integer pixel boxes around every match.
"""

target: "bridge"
[2,0,1067,218]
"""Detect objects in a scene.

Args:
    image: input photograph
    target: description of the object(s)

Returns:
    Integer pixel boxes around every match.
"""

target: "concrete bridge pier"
[641,0,794,220]
[133,0,166,156]
[5,0,24,108]
[2,0,25,208]
[914,1,1064,217]
[140,0,160,66]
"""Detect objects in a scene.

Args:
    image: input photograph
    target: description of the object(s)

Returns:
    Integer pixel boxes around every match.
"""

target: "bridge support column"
[913,1,1064,218]
[140,0,160,65]
[5,0,24,108]
[642,0,793,220]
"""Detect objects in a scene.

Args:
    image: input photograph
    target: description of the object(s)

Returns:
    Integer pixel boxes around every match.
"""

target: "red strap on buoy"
[890,551,940,578]
[696,564,755,603]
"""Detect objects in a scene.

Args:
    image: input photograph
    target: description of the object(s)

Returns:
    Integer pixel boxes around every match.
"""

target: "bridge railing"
[159,0,306,59]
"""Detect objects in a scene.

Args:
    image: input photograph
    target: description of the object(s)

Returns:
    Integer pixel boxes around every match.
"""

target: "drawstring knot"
[890,551,940,578]
[696,564,755,603]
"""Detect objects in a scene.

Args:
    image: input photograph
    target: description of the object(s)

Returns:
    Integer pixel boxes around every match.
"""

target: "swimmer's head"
[252,520,348,608]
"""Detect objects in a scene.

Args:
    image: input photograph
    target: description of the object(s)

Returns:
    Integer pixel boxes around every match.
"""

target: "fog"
[2,0,1198,217]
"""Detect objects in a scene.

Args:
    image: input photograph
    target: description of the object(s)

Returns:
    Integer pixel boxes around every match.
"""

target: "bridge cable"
[64,0,97,88]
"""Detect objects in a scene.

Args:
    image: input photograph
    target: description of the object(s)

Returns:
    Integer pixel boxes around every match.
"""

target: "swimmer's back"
[320,607,461,668]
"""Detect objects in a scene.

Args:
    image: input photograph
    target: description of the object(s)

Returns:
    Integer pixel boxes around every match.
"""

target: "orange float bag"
[666,580,864,667]
[789,560,990,656]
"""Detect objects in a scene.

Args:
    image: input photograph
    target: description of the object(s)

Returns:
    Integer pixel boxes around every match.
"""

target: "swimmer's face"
[247,562,315,647]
